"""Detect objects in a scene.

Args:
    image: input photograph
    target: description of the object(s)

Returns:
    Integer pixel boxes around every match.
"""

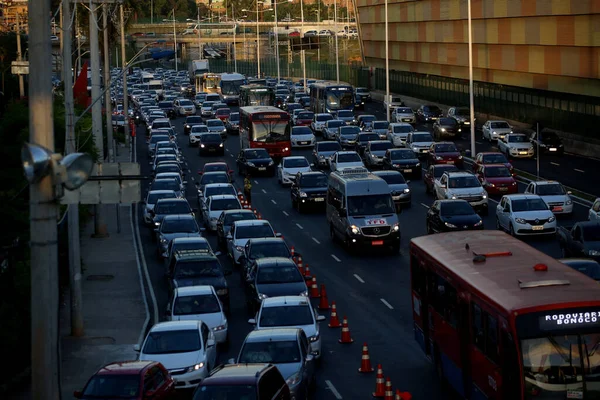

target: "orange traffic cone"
[358,342,374,373]
[318,285,330,310]
[396,390,412,400]
[297,260,305,276]
[338,316,353,344]
[253,208,258,216]
[372,365,385,397]
[257,212,262,219]
[328,301,341,328]
[290,246,295,257]
[309,277,320,298]
[383,378,393,400]
[303,263,311,277]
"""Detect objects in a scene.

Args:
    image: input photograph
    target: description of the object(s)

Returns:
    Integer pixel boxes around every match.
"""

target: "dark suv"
[192,363,291,400]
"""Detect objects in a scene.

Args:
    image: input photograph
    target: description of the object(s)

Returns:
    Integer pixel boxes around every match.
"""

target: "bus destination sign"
[539,311,600,331]
[252,89,269,92]
[254,113,285,120]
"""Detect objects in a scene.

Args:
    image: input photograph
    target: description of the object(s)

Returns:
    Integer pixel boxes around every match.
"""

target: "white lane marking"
[325,380,343,400]
[283,211,289,216]
[488,197,499,204]
[254,180,259,185]
[262,189,267,194]
[187,169,191,173]
[380,298,394,310]
[420,203,430,209]
[574,168,585,173]
[296,223,304,230]
[312,237,321,244]
[353,274,365,283]
[550,162,560,166]
[271,199,277,204]
[191,176,195,181]
[130,206,150,346]
[331,254,341,262]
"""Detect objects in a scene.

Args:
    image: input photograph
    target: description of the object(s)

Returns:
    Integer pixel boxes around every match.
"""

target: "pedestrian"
[244,174,252,205]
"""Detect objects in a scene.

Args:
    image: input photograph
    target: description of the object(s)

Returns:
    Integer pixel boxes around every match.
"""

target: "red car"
[74,360,175,399]
[472,151,515,176]
[475,164,518,195]
[427,141,464,168]
[295,111,314,126]
[215,108,231,121]
[423,164,459,194]
[198,161,234,180]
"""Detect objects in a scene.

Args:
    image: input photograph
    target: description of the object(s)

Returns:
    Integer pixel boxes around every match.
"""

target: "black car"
[150,198,195,234]
[240,238,299,281]
[285,102,303,114]
[530,131,564,155]
[226,112,240,134]
[298,96,311,108]
[198,133,225,156]
[158,101,177,119]
[216,209,257,250]
[354,132,380,157]
[558,258,600,281]
[236,148,276,176]
[184,115,204,135]
[243,257,310,314]
[354,94,365,110]
[167,249,232,312]
[291,171,328,213]
[355,87,371,102]
[426,200,484,234]
[416,105,444,123]
[433,117,462,140]
[382,148,422,178]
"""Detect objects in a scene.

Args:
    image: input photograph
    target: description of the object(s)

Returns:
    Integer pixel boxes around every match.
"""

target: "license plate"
[258,167,266,171]
[300,141,308,145]
[552,206,563,212]
[208,148,215,152]
[446,161,454,164]
[519,152,528,155]
[499,187,508,191]
[366,219,386,225]
[532,225,544,231]
[402,119,411,122]
[403,169,412,173]
[313,197,324,202]
[549,148,557,151]
[372,240,384,246]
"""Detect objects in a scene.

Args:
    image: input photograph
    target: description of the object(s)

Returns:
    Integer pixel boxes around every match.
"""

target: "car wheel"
[509,223,516,237]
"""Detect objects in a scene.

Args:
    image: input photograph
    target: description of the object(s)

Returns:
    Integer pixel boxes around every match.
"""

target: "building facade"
[0,0,28,33]
[356,0,600,98]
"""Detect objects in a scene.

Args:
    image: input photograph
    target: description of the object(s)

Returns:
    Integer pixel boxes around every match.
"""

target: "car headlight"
[436,156,443,160]
[185,124,190,128]
[403,188,410,193]
[441,128,446,132]
[588,250,600,256]
[154,221,161,226]
[213,323,227,331]
[309,332,320,342]
[258,293,269,300]
[350,225,360,235]
[219,143,223,147]
[186,363,204,373]
[160,237,167,244]
[515,218,526,224]
[415,163,420,167]
[298,191,308,198]
[319,155,324,159]
[216,288,228,295]
[247,162,255,167]
[392,224,400,232]
[444,222,457,228]
[268,161,274,166]
[492,131,497,135]
[286,372,301,387]
[474,219,483,227]
[482,194,487,199]
[548,216,556,223]
[299,290,308,297]
[450,195,457,200]
[566,200,572,205]
[412,146,418,151]
[222,128,227,132]
[458,155,463,159]
[200,144,205,148]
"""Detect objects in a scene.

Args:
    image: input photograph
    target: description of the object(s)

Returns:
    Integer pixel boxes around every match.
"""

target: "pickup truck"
[556,221,600,259]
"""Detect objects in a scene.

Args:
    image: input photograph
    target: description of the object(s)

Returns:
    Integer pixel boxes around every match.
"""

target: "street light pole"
[103,4,114,163]
[468,0,475,156]
[197,7,202,59]
[172,9,178,71]
[232,4,237,73]
[120,4,131,161]
[301,0,306,92]
[274,0,280,82]
[151,0,154,24]
[257,2,261,77]
[334,0,339,82]
[385,0,390,122]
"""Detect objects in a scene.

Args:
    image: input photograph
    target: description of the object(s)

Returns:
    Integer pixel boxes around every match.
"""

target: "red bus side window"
[472,303,485,350]
[472,303,499,364]
[410,255,426,296]
[486,315,499,363]
[431,275,458,328]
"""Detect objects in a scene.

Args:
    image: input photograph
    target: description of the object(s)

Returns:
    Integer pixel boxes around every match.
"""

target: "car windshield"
[224,212,256,225]
[191,126,209,133]
[245,150,271,159]
[298,112,314,120]
[260,305,313,327]
[491,122,510,129]
[175,260,223,278]
[156,149,177,157]
[337,110,353,118]
[512,199,548,212]
[155,201,189,215]
[210,198,241,211]
[200,174,229,185]
[396,108,413,114]
[257,265,303,284]
[340,127,360,136]
[317,114,333,122]
[229,112,240,122]
[150,136,170,144]
[161,219,198,234]
[202,101,215,109]
[171,241,210,253]
[338,153,362,163]
[317,142,341,152]
[508,135,528,143]
[373,122,389,129]
[359,134,380,143]
[147,192,177,205]
[300,174,328,187]
[236,225,274,239]
[292,126,312,136]
[391,150,415,160]
[360,116,376,123]
[347,194,395,216]
[250,243,290,259]
[193,385,258,400]
[377,173,406,184]
[435,143,458,153]
[433,166,459,178]
[284,158,309,168]
[153,121,170,129]
[582,225,600,241]
[448,176,480,188]
[83,374,140,398]
[371,142,393,151]
[439,118,457,126]
[204,165,228,174]
[207,120,224,127]
[425,106,442,113]
[327,120,344,128]
[483,154,509,164]
[154,155,177,164]
[142,329,201,354]
[238,340,301,364]
[200,134,222,143]
[151,180,180,192]
[252,120,289,143]
[564,261,600,280]
[356,88,368,93]
[186,117,202,124]
[216,109,231,116]
[392,125,413,134]
[174,294,221,315]
[413,133,433,142]
[205,186,235,198]
[485,166,512,177]
[440,201,475,216]
[537,184,565,196]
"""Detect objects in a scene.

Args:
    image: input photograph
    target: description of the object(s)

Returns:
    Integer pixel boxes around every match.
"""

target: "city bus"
[309,81,354,113]
[410,230,600,400]
[220,72,247,105]
[239,106,291,159]
[200,73,221,94]
[239,84,275,107]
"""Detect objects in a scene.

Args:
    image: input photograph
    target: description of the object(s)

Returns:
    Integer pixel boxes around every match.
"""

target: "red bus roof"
[411,230,600,313]
[240,106,288,116]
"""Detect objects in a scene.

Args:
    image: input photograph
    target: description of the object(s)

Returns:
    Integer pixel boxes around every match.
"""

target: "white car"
[334,109,356,125]
[155,172,186,193]
[330,151,365,172]
[249,296,326,359]
[311,113,333,134]
[482,120,513,142]
[201,194,242,231]
[383,95,404,111]
[198,183,237,207]
[391,107,416,124]
[189,125,209,146]
[405,132,435,157]
[495,194,557,237]
[277,156,312,186]
[205,118,227,137]
[498,133,535,158]
[174,98,197,116]
[166,286,228,344]
[323,119,345,140]
[387,123,414,147]
[590,198,600,221]
[227,220,280,265]
[364,140,394,169]
[134,320,218,389]
[434,171,489,215]
[200,101,216,117]
[524,181,573,215]
[150,117,171,132]
[290,126,316,148]
[143,190,178,225]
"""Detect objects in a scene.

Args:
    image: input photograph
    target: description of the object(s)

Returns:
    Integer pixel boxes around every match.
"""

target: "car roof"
[262,296,312,308]
[150,321,201,332]
[202,171,228,176]
[503,194,541,201]
[372,170,402,177]
[207,194,238,200]
[153,118,170,123]
[171,237,208,244]
[234,219,271,227]
[390,122,412,126]
[204,183,234,189]
[445,171,474,177]
[97,360,157,375]
[488,120,508,123]
[531,180,561,186]
[202,363,273,385]
[337,151,359,155]
[369,140,392,145]
[205,162,228,167]
[244,328,301,342]
[482,164,510,169]
[162,214,195,221]
[148,190,177,195]
[156,198,187,204]
[175,285,215,297]
[255,257,296,267]
[223,209,254,216]
[283,156,308,161]
[298,171,326,177]
[248,238,287,246]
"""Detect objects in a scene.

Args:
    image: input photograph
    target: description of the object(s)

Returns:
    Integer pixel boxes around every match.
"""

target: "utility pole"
[103,4,113,163]
[89,2,109,237]
[29,0,61,396]
[76,5,82,73]
[334,0,339,83]
[16,13,25,98]
[62,0,84,339]
[120,4,131,161]
[172,9,178,71]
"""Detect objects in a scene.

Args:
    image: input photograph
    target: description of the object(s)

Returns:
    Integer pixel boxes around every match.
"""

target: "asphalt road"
[135,105,591,399]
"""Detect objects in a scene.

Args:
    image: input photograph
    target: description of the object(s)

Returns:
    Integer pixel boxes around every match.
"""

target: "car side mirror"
[226,233,232,240]
[248,318,256,324]
[275,232,283,238]
[316,315,326,322]
[73,391,83,399]
[206,339,215,348]
[306,354,315,363]
[227,358,236,365]
[133,344,141,352]
[214,251,222,256]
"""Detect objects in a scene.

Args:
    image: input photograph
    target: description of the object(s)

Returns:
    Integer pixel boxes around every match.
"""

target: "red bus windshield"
[252,118,290,143]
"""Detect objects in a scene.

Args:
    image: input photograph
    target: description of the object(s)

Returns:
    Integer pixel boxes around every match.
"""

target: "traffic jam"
[86,66,600,400]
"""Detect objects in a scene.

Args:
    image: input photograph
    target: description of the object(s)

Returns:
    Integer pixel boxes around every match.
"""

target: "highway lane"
[136,108,593,399]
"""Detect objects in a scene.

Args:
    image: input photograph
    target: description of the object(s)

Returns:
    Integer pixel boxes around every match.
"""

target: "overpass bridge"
[129,21,355,35]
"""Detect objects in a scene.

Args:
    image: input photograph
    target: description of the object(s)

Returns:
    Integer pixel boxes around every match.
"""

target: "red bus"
[410,230,600,400]
[239,106,291,159]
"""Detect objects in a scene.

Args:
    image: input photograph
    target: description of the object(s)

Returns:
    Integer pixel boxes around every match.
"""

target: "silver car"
[371,121,390,139]
[205,119,227,139]
[372,170,411,210]
[143,190,178,225]
[392,107,416,124]
[334,109,356,125]
[323,119,346,140]
[155,214,202,259]
[364,140,394,169]
[311,113,334,135]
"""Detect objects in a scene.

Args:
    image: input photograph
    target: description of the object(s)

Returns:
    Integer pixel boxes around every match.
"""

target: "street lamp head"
[21,143,53,184]
[59,153,94,190]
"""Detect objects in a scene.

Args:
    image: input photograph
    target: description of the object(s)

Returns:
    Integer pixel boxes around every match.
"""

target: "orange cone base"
[359,367,374,373]
[328,321,342,328]
[338,338,354,344]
